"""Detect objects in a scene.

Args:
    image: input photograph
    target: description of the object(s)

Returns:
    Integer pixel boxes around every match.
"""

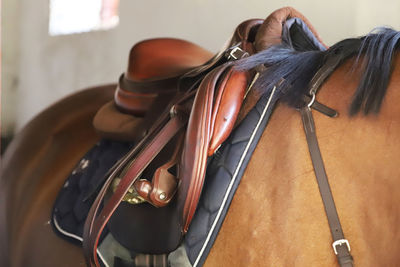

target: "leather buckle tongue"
[304,93,338,118]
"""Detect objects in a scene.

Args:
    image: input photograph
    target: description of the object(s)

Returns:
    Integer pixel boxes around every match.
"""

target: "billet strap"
[300,106,353,267]
[83,104,189,267]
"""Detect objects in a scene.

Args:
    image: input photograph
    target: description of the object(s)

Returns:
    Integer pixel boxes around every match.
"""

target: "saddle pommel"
[255,7,327,51]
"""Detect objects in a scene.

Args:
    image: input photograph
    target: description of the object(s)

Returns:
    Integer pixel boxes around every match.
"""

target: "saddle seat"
[115,38,213,116]
[127,38,214,81]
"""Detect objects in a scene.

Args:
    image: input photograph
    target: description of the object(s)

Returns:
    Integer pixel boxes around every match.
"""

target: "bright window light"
[49,0,119,36]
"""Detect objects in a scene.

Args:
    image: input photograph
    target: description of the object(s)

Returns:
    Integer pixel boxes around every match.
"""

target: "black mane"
[234,27,400,115]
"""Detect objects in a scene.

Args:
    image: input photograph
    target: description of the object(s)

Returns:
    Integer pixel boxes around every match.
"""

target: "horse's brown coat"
[1,85,115,266]
[2,59,400,267]
[205,57,400,266]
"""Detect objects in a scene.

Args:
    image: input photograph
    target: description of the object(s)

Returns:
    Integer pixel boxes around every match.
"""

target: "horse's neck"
[205,57,400,266]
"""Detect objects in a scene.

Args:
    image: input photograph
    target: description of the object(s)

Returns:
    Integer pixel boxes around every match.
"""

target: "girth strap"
[300,107,354,267]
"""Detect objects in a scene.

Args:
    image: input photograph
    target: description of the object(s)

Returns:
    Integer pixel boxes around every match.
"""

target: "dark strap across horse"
[299,53,354,267]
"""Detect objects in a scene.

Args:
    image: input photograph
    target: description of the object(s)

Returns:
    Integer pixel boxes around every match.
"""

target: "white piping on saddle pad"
[53,215,110,267]
[193,86,277,267]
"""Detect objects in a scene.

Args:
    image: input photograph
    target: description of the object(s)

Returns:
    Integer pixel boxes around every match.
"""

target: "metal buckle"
[111,178,146,205]
[332,239,351,255]
[169,105,178,118]
[307,92,316,108]
[227,46,249,60]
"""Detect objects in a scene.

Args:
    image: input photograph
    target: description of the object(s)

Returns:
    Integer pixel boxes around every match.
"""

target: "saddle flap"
[92,101,144,141]
[177,63,249,232]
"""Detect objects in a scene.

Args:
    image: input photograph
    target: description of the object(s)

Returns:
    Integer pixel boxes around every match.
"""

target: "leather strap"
[308,41,362,96]
[83,104,188,267]
[300,106,353,267]
[119,74,179,94]
[134,132,184,207]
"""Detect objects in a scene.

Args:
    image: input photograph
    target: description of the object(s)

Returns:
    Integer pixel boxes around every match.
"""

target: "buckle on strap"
[227,46,249,60]
[332,239,351,255]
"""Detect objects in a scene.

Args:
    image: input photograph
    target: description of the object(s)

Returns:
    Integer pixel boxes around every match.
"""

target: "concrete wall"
[3,0,400,134]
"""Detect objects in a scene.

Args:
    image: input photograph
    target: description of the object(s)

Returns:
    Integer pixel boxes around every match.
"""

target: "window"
[49,0,119,36]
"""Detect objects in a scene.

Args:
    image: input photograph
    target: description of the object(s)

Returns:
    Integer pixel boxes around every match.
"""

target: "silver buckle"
[332,239,351,255]
[227,46,248,60]
[307,92,316,108]
[169,105,177,117]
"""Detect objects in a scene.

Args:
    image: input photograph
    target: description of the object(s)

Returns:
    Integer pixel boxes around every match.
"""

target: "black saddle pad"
[51,140,133,245]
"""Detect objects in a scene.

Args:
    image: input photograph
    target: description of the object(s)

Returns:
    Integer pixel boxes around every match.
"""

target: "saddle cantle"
[76,7,328,266]
[93,38,213,141]
[115,38,214,116]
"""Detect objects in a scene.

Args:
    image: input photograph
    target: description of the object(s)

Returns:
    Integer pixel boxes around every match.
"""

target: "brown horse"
[205,56,400,267]
[0,85,115,267]
[2,9,400,267]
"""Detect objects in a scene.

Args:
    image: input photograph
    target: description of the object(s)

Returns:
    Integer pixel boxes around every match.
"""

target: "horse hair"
[234,27,400,115]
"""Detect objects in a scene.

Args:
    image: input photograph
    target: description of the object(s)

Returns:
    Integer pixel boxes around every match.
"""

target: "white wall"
[2,0,20,135]
[3,0,400,134]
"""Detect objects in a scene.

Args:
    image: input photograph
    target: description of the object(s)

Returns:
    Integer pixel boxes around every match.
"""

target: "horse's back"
[1,85,115,267]
[205,57,400,266]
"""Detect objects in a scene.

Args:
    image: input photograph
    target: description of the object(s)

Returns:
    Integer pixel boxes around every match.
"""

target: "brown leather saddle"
[83,7,326,266]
